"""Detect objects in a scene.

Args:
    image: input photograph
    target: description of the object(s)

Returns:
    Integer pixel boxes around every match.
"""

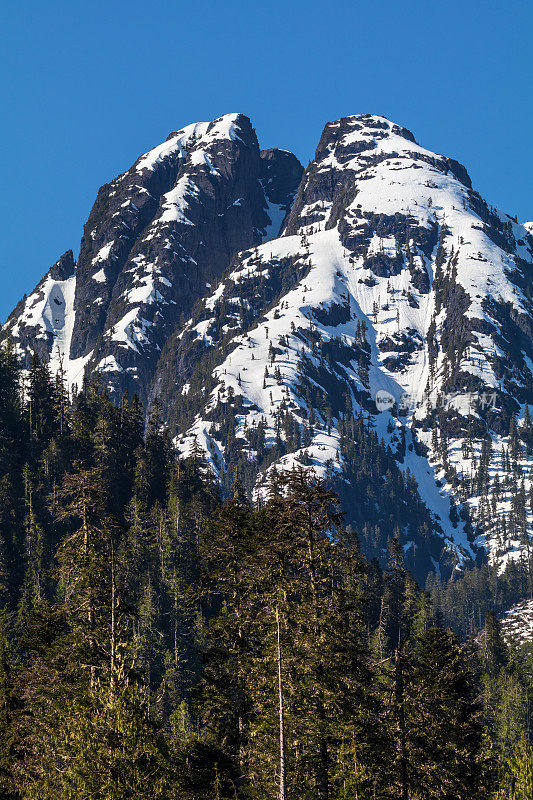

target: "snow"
[123,263,168,307]
[7,112,533,573]
[109,308,152,352]
[92,241,114,264]
[131,114,251,266]
[401,430,471,555]
[189,149,220,175]
[193,319,214,345]
[205,282,226,311]
[96,355,124,374]
[181,221,471,554]
[43,275,93,393]
[159,177,198,226]
[262,200,287,241]
[135,113,244,174]
[135,121,210,173]
[92,268,106,283]
[16,111,253,386]
[501,600,533,644]
[6,269,93,395]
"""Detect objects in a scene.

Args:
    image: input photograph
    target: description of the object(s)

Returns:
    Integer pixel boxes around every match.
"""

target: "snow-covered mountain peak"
[285,113,474,238]
[316,113,418,155]
[135,112,248,174]
[4,113,302,403]
[5,113,533,581]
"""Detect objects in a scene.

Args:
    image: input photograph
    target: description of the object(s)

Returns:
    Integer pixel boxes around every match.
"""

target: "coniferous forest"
[1,341,533,800]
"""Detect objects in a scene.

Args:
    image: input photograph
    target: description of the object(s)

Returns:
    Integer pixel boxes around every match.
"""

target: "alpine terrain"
[6,112,533,583]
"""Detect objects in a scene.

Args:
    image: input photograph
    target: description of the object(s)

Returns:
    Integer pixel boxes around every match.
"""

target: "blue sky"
[1,0,532,322]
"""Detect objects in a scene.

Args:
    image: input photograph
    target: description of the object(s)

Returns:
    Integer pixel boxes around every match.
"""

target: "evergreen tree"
[247,469,380,800]
[406,626,491,799]
[196,481,256,784]
[0,356,529,800]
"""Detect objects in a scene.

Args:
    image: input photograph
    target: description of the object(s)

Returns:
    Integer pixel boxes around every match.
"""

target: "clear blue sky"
[2,0,532,322]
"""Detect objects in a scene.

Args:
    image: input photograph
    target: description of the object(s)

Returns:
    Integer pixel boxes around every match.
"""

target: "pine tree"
[54,465,119,685]
[18,624,176,799]
[26,354,58,454]
[246,469,380,800]
[0,339,26,600]
[196,481,256,784]
[15,463,178,798]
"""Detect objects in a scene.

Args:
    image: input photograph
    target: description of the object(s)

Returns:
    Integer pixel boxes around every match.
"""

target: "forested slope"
[0,343,532,799]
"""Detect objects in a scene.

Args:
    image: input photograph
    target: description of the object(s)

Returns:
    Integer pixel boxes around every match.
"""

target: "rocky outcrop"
[4,250,76,369]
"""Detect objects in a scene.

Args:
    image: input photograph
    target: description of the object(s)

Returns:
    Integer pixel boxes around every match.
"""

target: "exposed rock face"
[260,148,303,237]
[5,112,533,582]
[5,114,303,401]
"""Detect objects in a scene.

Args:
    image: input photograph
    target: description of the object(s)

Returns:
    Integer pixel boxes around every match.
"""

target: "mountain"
[4,114,303,402]
[4,112,533,582]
